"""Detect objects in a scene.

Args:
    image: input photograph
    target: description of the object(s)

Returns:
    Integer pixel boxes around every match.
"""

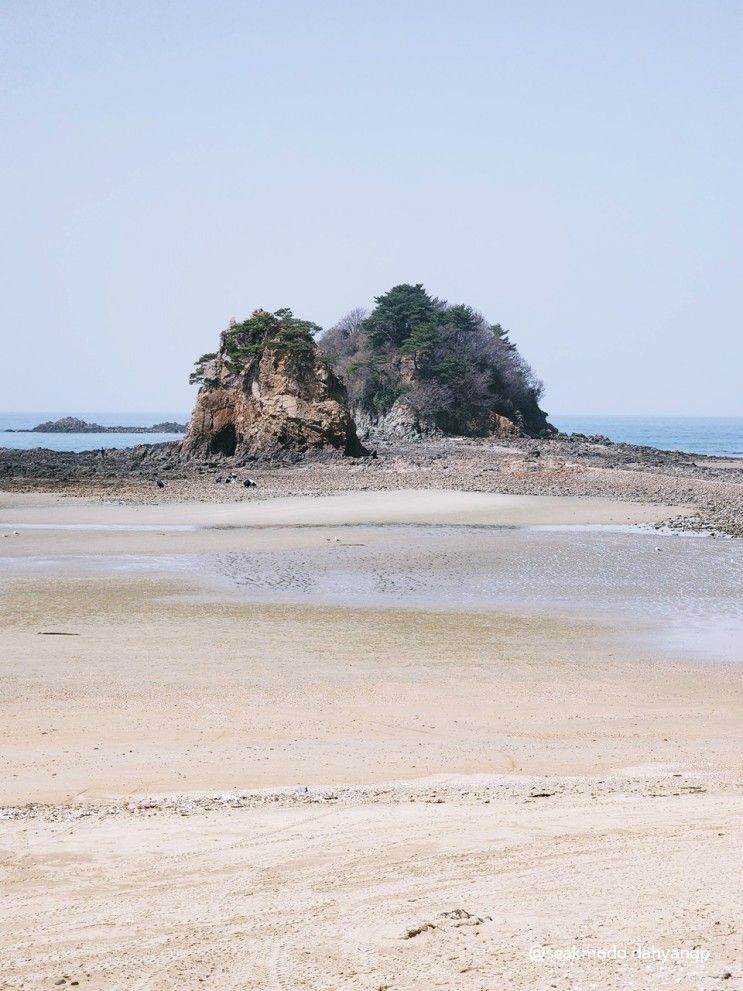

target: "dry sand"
[4,784,740,991]
[1,490,741,990]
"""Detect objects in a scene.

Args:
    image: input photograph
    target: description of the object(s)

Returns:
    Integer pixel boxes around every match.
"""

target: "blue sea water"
[550,415,743,458]
[1,411,742,457]
[0,412,189,453]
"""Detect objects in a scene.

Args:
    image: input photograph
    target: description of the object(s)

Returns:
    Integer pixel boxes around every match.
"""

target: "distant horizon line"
[1,410,743,420]
[548,412,743,420]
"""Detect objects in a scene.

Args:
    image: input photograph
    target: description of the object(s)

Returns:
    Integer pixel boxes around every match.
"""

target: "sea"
[0,412,189,453]
[549,415,743,458]
[0,411,741,457]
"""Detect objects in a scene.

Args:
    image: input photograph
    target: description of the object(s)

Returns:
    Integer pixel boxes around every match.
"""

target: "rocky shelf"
[0,432,741,538]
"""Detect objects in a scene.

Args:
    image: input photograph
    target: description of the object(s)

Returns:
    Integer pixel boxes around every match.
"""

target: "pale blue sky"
[1,1,740,415]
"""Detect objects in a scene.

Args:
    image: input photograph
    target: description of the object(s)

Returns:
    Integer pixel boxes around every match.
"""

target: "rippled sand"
[1,490,741,990]
[210,524,743,662]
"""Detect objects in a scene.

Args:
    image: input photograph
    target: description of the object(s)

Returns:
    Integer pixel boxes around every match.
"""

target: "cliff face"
[182,312,365,459]
[352,400,526,442]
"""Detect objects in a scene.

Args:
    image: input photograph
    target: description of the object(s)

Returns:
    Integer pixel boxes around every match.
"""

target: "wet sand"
[3,574,742,806]
[0,487,684,552]
[1,490,741,990]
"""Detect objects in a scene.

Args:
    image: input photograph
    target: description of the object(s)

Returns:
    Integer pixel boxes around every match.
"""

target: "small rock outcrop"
[6,417,187,434]
[182,308,366,459]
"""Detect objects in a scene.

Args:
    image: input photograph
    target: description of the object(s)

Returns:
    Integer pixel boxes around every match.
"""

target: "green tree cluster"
[190,308,320,384]
[320,283,550,435]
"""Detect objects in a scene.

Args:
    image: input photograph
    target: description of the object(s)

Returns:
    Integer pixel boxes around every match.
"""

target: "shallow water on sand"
[2,524,741,663]
[211,525,743,663]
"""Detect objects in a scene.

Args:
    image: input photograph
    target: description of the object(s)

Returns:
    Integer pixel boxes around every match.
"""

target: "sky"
[1,0,741,416]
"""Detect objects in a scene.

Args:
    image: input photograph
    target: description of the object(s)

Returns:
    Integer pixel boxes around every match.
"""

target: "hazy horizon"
[2,1,741,416]
[3,409,743,422]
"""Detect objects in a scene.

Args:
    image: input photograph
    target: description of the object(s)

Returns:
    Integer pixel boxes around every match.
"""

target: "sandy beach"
[1,489,741,990]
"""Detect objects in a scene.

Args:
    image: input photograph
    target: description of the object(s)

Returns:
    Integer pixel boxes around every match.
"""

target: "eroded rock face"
[354,402,521,443]
[183,323,366,459]
[353,400,439,442]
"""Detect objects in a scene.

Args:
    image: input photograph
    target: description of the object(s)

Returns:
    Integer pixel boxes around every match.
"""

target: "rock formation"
[182,309,366,459]
[9,417,187,434]
[319,284,555,442]
[353,398,524,442]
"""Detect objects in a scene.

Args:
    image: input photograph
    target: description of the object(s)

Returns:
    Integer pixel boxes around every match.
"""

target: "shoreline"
[1,433,741,537]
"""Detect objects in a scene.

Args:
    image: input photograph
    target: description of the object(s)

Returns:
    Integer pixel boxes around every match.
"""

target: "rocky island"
[0,285,740,537]
[7,416,187,434]
[182,283,554,459]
